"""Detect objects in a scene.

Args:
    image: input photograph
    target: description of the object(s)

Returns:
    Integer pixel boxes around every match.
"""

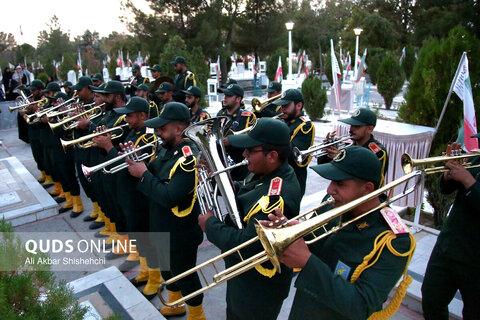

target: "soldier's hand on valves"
[194,158,212,175]
[445,160,476,189]
[126,158,147,178]
[92,129,113,151]
[198,209,214,232]
[75,118,89,130]
[259,207,292,228]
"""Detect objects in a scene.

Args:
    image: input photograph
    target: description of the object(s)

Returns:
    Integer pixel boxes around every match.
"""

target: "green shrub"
[302,77,328,120]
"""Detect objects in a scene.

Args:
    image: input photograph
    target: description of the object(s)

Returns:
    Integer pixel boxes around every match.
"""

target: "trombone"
[81,139,158,181]
[158,170,423,308]
[292,135,353,164]
[251,93,282,113]
[49,105,103,131]
[60,123,129,151]
[401,151,480,174]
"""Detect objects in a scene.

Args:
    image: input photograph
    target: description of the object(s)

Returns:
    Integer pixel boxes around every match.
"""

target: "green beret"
[155,82,173,93]
[267,81,282,93]
[144,102,190,128]
[340,108,377,126]
[71,76,93,91]
[310,146,381,188]
[93,80,125,95]
[182,85,201,98]
[220,84,244,98]
[114,97,149,114]
[228,118,290,148]
[273,89,303,106]
[27,79,45,90]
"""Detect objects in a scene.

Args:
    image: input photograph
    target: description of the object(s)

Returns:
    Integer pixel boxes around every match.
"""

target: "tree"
[0,220,86,319]
[398,25,480,225]
[265,48,287,81]
[302,76,328,120]
[0,32,16,53]
[376,52,405,109]
[36,16,73,78]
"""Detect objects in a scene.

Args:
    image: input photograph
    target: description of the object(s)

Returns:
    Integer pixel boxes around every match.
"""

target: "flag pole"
[434,52,467,135]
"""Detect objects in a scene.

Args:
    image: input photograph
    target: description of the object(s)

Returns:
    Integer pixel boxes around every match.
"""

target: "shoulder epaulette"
[268,177,283,196]
[299,116,310,122]
[113,114,126,126]
[241,111,253,117]
[380,207,409,234]
[182,145,193,158]
[368,142,382,154]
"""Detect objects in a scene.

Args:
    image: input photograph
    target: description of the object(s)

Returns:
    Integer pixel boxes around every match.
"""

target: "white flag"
[330,39,342,112]
[452,53,478,151]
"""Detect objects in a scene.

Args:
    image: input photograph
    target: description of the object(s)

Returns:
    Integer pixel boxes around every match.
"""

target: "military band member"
[134,84,149,100]
[183,85,210,123]
[155,82,174,109]
[38,82,63,198]
[254,81,282,118]
[148,64,163,97]
[217,78,238,91]
[219,84,256,181]
[61,81,74,99]
[89,81,131,251]
[93,97,160,291]
[22,80,50,185]
[91,73,104,87]
[199,118,301,320]
[422,141,480,319]
[131,64,150,87]
[273,89,314,196]
[70,77,100,223]
[170,56,196,103]
[127,102,206,319]
[263,146,414,320]
[320,108,388,186]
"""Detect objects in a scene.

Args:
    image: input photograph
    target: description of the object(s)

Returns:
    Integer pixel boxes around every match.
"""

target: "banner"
[330,39,342,112]
[452,53,478,151]
[275,56,283,82]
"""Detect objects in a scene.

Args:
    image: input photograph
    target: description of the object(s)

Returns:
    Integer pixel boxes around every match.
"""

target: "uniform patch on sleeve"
[299,116,310,122]
[200,112,208,117]
[380,207,409,234]
[334,260,351,280]
[182,146,193,158]
[368,142,381,154]
[268,177,283,196]
[241,111,253,116]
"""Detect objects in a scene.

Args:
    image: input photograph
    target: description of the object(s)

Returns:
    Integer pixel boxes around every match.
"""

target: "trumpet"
[228,115,280,136]
[35,96,78,119]
[46,102,95,120]
[49,105,103,131]
[292,135,353,164]
[81,139,158,181]
[401,151,480,174]
[251,93,282,113]
[60,123,129,151]
[158,170,422,308]
[9,97,47,112]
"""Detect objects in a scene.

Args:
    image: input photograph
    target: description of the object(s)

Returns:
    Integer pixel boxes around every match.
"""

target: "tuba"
[183,117,247,229]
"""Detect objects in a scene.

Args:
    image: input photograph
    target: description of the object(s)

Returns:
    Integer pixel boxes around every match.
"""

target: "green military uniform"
[361,135,388,185]
[289,146,414,320]
[170,56,196,103]
[205,118,302,320]
[273,89,315,196]
[182,85,210,123]
[286,114,314,196]
[190,108,210,123]
[255,81,282,118]
[25,80,46,175]
[422,155,480,319]
[135,102,203,307]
